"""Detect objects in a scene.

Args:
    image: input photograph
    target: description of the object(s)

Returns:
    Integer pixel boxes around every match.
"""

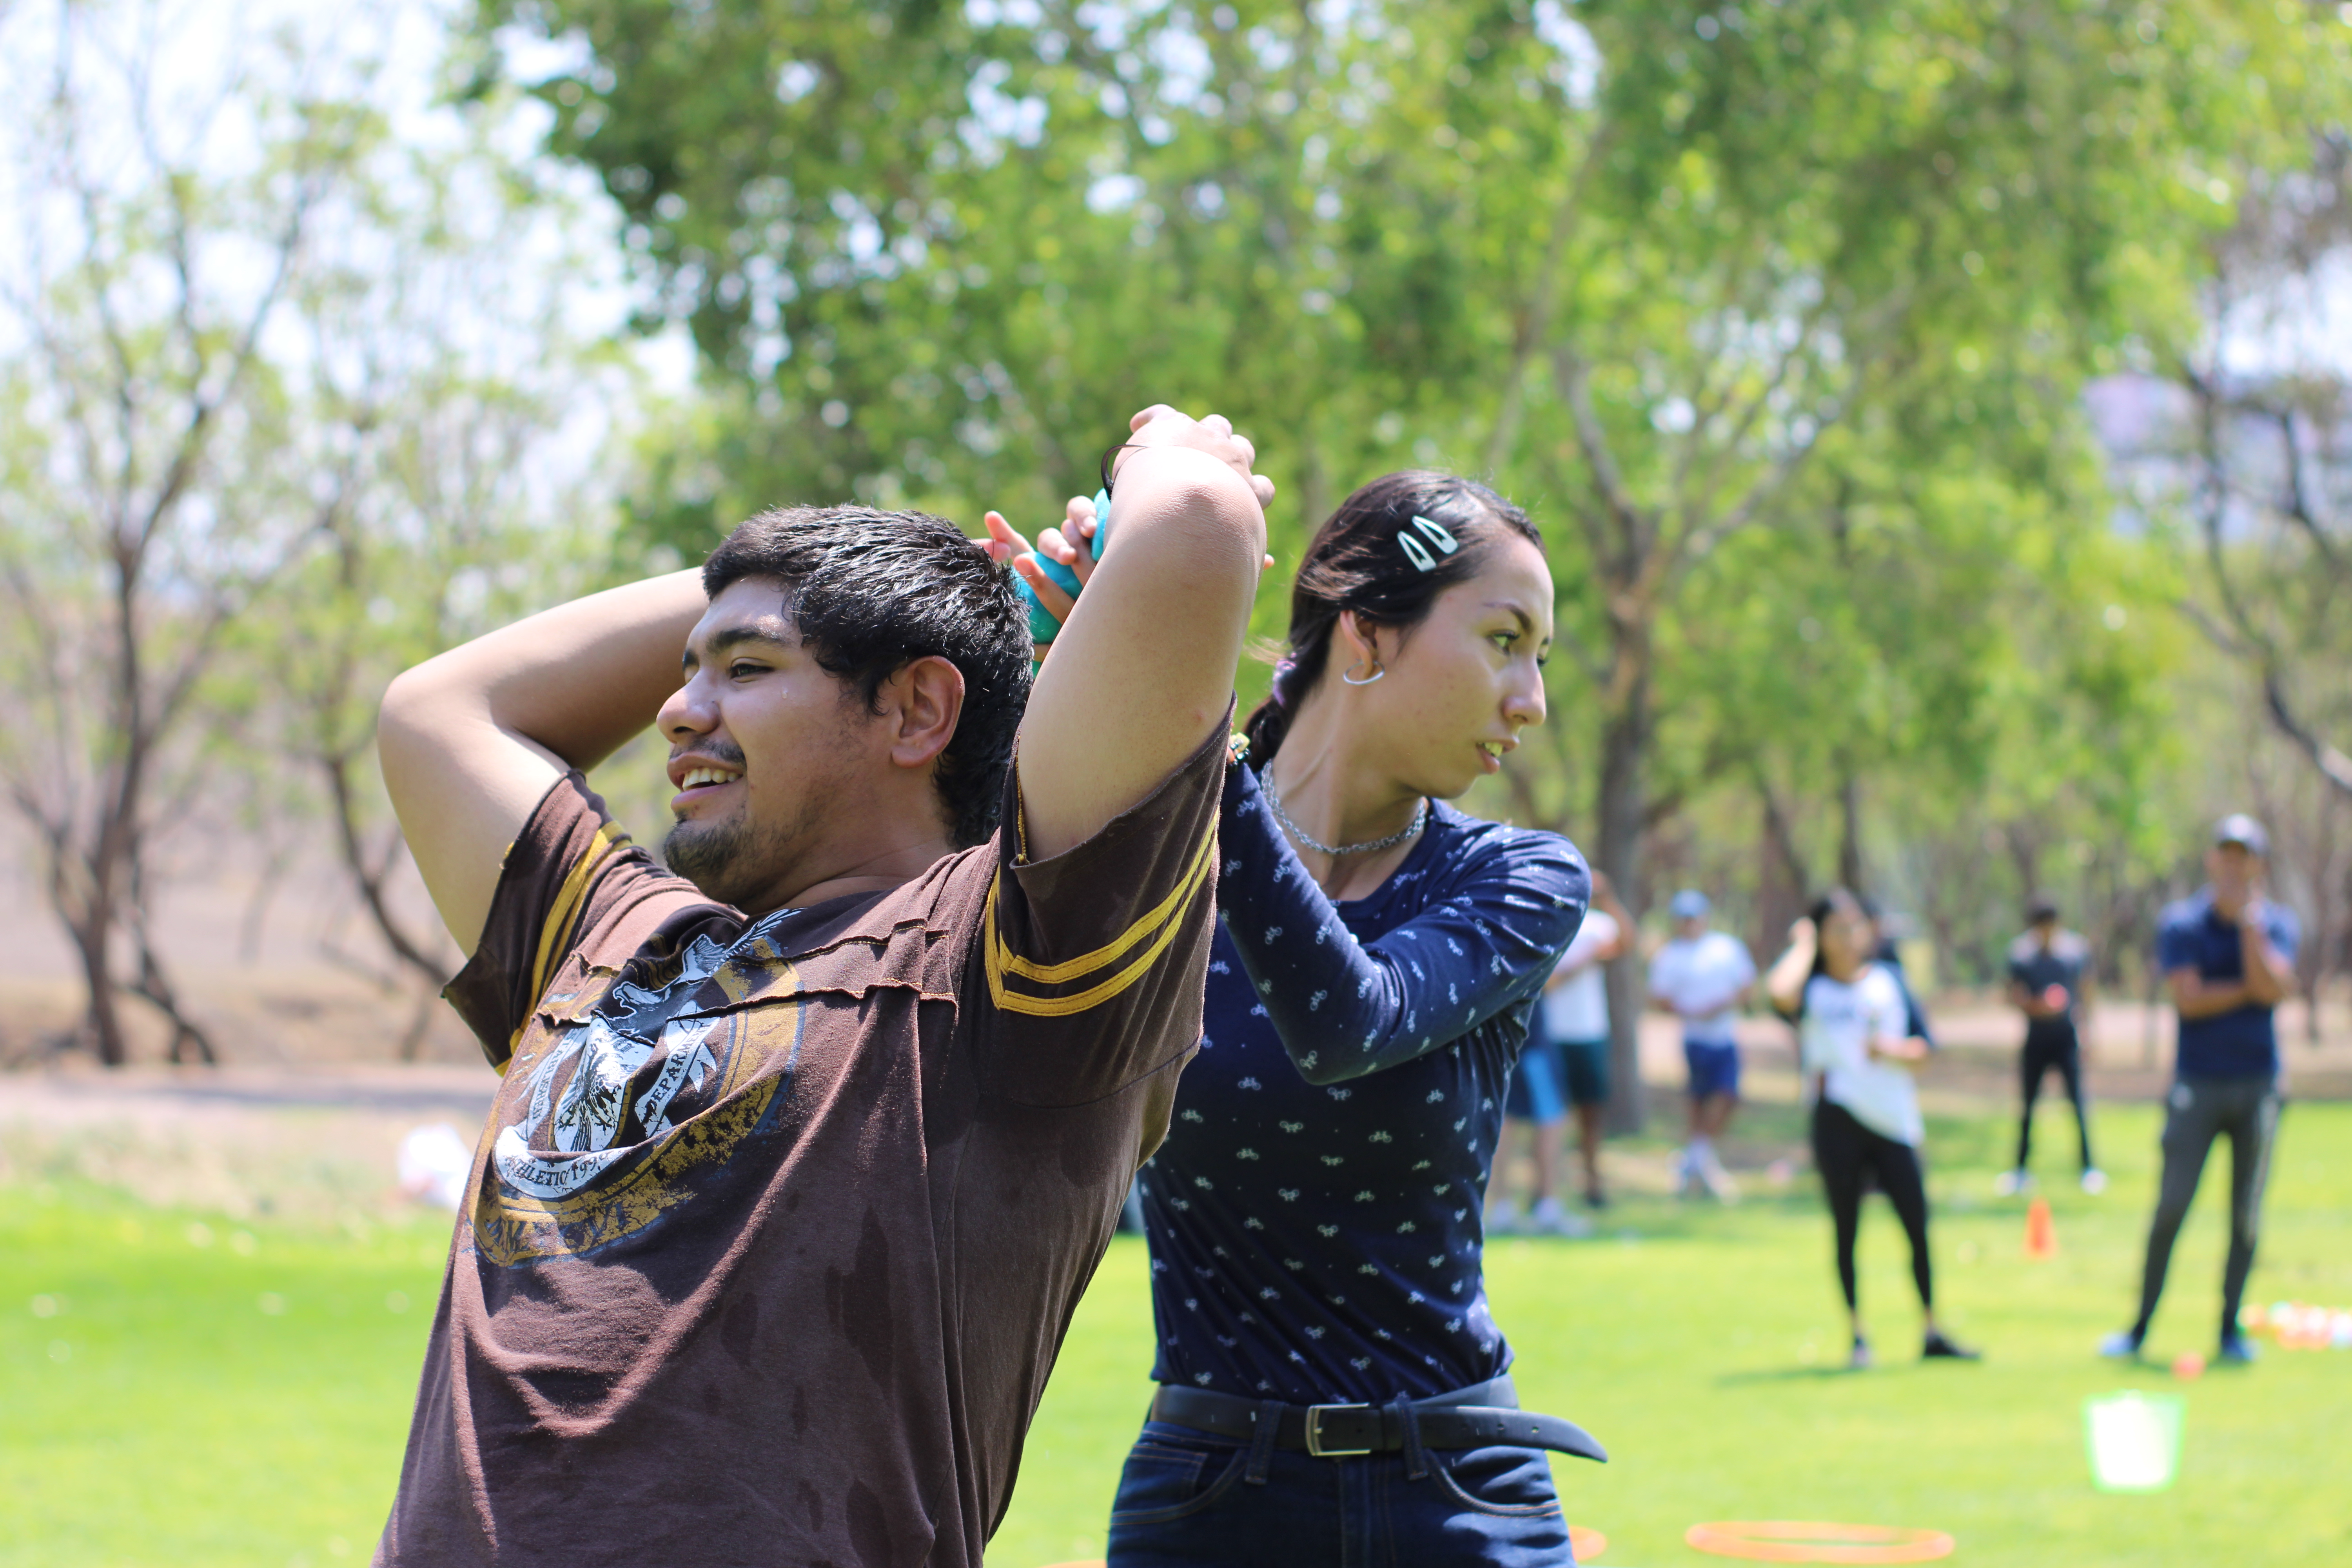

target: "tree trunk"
[68,914,127,1067]
[321,747,450,989]
[1836,760,1864,893]
[1755,776,1809,960]
[1596,626,1653,1135]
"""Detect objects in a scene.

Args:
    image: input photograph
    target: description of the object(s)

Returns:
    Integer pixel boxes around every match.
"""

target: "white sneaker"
[1993,1169,2031,1197]
[1528,1197,1593,1238]
[1698,1150,1741,1204]
[2080,1168,2108,1195]
[1485,1202,1525,1236]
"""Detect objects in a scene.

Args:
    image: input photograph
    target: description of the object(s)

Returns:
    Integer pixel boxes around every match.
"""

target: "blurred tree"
[249,105,635,1056]
[2115,122,2352,1013]
[2174,129,2352,803]
[486,0,2350,1114]
[0,7,373,1065]
[1473,0,2343,1120]
[0,2,634,1066]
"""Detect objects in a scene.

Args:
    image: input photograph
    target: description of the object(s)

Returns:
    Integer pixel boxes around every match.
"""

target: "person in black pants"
[1768,890,1978,1370]
[1997,895,2104,1195]
[2103,815,2299,1367]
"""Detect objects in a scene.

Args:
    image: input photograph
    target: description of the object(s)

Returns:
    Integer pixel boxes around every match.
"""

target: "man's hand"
[986,414,1277,659]
[1120,404,1279,503]
[2238,898,2296,1006]
[1013,404,1272,860]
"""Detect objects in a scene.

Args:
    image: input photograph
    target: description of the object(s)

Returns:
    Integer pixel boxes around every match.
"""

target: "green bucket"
[2084,1390,2184,1492]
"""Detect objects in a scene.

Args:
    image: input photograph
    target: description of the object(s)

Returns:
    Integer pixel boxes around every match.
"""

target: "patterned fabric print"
[1141,763,1588,1402]
[474,921,802,1266]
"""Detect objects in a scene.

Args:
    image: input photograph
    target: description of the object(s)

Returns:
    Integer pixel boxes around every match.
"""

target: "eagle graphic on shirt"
[473,925,803,1265]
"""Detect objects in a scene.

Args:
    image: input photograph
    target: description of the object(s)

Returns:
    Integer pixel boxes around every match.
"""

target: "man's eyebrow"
[682,622,793,671]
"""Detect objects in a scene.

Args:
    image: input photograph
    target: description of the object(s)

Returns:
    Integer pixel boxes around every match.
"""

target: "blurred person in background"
[1648,889,1756,1201]
[1491,869,1631,1231]
[1768,890,1980,1370]
[1000,471,1605,1564]
[1998,893,2103,1196]
[2103,815,2298,1367]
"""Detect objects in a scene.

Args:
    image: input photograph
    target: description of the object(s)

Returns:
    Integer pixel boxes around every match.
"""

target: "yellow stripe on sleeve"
[984,826,1216,1018]
[991,828,1218,985]
[528,822,626,1012]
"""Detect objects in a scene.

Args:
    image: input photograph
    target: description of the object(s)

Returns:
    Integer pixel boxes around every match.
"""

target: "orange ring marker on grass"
[1685,1521,1956,1563]
[1568,1524,1609,1559]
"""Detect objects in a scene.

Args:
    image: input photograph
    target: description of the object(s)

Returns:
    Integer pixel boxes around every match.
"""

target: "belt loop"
[1243,1397,1283,1485]
[1391,1394,1430,1481]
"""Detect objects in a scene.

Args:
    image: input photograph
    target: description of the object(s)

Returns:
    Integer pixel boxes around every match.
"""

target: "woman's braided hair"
[1241,470,1541,763]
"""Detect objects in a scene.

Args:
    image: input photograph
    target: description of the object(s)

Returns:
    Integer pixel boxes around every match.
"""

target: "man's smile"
[669,754,745,811]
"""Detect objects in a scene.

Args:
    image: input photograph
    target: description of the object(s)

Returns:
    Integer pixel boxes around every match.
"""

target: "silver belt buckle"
[1304,1403,1373,1458]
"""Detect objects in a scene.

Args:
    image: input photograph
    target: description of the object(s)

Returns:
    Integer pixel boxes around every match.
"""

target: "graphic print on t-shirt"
[474,918,807,1266]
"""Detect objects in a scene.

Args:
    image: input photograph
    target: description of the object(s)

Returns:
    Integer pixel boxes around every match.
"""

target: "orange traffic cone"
[2024,1196,2058,1260]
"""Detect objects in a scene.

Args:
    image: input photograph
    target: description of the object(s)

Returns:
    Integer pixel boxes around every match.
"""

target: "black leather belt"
[1149,1375,1607,1463]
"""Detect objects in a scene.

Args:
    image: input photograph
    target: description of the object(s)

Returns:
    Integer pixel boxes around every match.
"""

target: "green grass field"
[4,1100,2348,1566]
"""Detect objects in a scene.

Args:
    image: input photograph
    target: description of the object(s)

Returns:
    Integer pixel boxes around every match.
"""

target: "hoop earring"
[1341,657,1386,686]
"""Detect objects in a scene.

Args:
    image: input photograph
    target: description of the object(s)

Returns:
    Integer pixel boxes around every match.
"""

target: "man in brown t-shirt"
[371,406,1272,1565]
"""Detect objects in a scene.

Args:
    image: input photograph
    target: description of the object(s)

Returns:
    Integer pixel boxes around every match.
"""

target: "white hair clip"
[1397,513,1461,572]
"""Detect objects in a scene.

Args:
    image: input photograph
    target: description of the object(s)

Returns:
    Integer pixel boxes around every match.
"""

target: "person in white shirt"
[1646,890,1756,1200]
[1491,871,1630,1231]
[1767,888,1978,1369]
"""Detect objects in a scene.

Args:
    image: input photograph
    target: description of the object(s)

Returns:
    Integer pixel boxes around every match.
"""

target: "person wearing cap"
[1997,894,2104,1196]
[2103,814,2299,1367]
[1648,890,1757,1201]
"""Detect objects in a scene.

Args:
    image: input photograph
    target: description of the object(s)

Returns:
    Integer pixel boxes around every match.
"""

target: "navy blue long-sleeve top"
[1139,762,1589,1401]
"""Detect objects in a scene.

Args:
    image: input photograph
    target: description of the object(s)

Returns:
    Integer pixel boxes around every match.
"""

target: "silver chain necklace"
[1261,768,1428,859]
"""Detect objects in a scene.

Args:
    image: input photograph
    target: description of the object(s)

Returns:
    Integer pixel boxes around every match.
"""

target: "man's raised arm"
[1014,407,1271,859]
[377,570,706,955]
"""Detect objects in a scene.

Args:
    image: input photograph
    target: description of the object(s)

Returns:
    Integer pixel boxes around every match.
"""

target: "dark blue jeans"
[1104,1418,1577,1567]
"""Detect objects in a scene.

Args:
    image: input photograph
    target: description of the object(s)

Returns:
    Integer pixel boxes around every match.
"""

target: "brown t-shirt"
[375,724,1224,1567]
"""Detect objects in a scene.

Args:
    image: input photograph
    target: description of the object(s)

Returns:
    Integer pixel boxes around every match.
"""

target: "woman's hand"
[1764,916,1818,1016]
[1865,1033,1930,1065]
[984,496,1098,657]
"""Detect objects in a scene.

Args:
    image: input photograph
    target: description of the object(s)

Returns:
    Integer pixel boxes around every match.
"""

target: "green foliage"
[1001,1100,2352,1567]
[489,0,2352,974]
[7,1100,2350,1563]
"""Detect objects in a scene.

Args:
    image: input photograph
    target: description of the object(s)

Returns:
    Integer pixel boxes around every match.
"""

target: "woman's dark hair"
[1240,470,1542,762]
[1806,887,1869,982]
[702,505,1031,847]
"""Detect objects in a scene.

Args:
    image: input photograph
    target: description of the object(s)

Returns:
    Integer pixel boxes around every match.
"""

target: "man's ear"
[881,655,966,771]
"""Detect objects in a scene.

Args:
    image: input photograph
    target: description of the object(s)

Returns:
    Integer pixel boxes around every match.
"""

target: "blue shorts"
[1555,1036,1611,1107]
[1685,1039,1741,1102]
[1505,1040,1565,1124]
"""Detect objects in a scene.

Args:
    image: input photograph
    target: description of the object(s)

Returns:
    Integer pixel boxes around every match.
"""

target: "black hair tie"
[1100,441,1147,498]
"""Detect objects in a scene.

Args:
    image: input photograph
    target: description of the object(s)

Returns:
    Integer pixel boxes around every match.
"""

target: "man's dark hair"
[702,505,1031,847]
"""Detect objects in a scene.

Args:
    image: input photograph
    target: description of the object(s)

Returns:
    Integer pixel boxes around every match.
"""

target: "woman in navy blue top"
[1005,470,1595,1565]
